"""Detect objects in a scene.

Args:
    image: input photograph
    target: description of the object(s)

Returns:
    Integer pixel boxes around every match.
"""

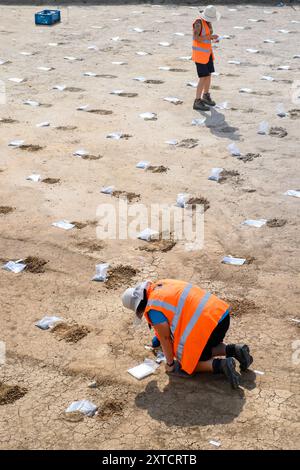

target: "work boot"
[233,344,253,371]
[201,92,216,107]
[220,357,240,389]
[193,98,210,111]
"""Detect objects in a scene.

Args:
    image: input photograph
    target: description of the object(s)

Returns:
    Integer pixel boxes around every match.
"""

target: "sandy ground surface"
[0,3,300,450]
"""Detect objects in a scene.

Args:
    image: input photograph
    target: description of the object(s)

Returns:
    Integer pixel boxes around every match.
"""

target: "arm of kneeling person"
[154,321,175,370]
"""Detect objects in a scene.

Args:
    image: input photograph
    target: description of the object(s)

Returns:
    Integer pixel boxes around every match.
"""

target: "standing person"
[192,5,221,111]
[122,279,253,389]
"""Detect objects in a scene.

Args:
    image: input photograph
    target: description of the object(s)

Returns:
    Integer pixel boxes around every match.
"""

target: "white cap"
[121,281,151,313]
[200,5,221,22]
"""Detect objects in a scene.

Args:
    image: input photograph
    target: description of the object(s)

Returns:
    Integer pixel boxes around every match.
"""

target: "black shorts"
[199,313,230,361]
[196,54,215,77]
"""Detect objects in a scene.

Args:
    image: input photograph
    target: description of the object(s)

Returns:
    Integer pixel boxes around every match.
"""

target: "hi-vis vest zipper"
[192,18,214,64]
[144,279,230,374]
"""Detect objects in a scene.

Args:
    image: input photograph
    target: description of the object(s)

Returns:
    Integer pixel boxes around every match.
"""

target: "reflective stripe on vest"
[176,292,211,360]
[147,299,177,314]
[192,45,211,53]
[171,283,193,335]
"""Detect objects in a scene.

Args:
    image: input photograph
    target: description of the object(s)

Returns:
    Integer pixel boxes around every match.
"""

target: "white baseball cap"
[200,5,221,22]
[122,281,151,313]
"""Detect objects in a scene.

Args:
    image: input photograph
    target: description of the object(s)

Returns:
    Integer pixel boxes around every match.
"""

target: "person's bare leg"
[194,359,214,373]
[203,74,211,94]
[196,77,206,99]
[211,342,226,357]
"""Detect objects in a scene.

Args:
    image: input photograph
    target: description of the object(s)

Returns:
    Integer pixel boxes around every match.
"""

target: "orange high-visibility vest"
[192,18,214,64]
[144,279,230,374]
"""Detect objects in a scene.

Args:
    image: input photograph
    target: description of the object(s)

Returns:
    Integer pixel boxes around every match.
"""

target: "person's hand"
[165,361,175,373]
[211,34,219,42]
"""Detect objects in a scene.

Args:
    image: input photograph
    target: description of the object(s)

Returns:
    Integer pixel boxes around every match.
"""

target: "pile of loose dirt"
[0,206,14,214]
[82,154,103,160]
[87,109,113,115]
[98,74,117,79]
[226,298,258,317]
[267,218,287,228]
[139,239,176,253]
[145,79,164,84]
[269,127,288,138]
[219,170,241,184]
[64,87,85,92]
[24,256,47,273]
[177,138,199,149]
[61,411,84,422]
[76,240,104,252]
[55,126,77,131]
[0,382,27,405]
[112,191,141,202]
[147,165,169,173]
[70,221,88,229]
[97,399,124,421]
[105,265,138,289]
[237,153,261,163]
[42,178,60,184]
[170,68,187,72]
[186,197,210,212]
[118,92,138,98]
[0,118,19,124]
[20,144,44,152]
[288,109,300,119]
[51,323,90,343]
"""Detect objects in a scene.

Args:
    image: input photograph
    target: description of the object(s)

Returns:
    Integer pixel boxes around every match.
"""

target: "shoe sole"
[238,345,253,372]
[224,358,240,389]
[202,102,216,107]
[193,106,210,111]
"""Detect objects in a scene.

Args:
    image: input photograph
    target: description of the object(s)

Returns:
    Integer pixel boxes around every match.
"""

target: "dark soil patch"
[20,144,44,152]
[97,399,124,421]
[267,218,287,228]
[170,68,188,72]
[42,178,60,184]
[119,92,138,98]
[0,118,19,124]
[242,188,256,193]
[56,126,77,131]
[87,109,113,115]
[112,191,140,202]
[237,153,261,163]
[177,138,198,149]
[76,240,104,252]
[211,85,221,90]
[145,79,164,84]
[24,256,47,273]
[139,239,176,253]
[288,109,300,119]
[70,221,88,229]
[147,165,169,173]
[62,411,84,422]
[0,382,28,405]
[0,206,14,215]
[186,197,210,211]
[51,323,90,343]
[270,127,288,138]
[226,298,258,318]
[105,265,138,290]
[245,257,256,265]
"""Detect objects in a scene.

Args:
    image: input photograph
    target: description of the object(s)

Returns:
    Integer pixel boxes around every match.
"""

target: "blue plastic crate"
[35,10,61,26]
